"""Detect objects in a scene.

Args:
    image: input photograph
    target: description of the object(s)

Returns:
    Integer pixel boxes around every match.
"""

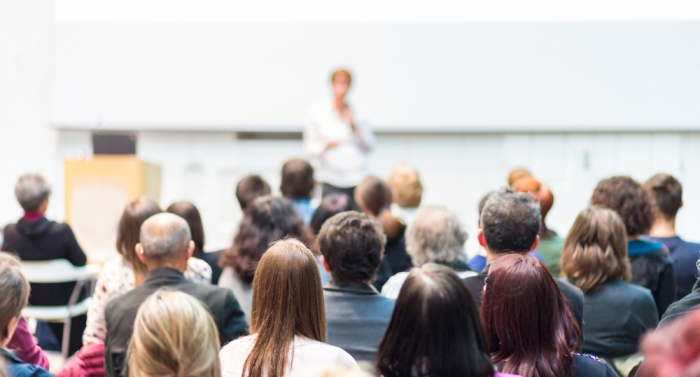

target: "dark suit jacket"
[463,267,585,333]
[323,281,395,363]
[104,267,248,377]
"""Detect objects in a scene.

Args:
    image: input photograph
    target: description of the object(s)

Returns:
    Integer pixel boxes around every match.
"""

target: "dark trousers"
[321,183,360,211]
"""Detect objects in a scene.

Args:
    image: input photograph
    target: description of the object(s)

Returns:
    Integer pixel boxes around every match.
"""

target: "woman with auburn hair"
[562,206,658,364]
[128,290,221,377]
[376,264,507,377]
[636,307,700,377]
[219,239,359,377]
[481,254,618,377]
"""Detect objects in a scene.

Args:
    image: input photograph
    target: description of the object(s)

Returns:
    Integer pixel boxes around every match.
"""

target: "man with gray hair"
[104,213,247,377]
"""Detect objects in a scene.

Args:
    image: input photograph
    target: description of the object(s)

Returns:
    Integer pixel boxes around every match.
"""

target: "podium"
[64,156,161,263]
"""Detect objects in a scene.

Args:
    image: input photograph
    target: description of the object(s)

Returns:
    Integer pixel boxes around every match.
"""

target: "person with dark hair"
[637,307,700,377]
[355,176,412,279]
[591,176,676,316]
[235,175,271,211]
[562,206,657,374]
[376,264,507,377]
[463,189,584,332]
[166,201,224,285]
[218,196,313,323]
[304,69,375,210]
[3,174,88,356]
[317,211,395,362]
[281,158,316,225]
[482,254,618,377]
[642,173,700,299]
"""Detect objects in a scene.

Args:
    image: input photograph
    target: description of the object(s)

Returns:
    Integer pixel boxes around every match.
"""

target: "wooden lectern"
[64,156,161,263]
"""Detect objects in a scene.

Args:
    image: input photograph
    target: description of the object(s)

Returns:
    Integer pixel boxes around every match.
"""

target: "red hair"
[637,309,700,377]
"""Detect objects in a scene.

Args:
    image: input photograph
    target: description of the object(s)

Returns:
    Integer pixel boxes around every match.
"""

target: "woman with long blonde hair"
[128,290,221,377]
[219,239,359,377]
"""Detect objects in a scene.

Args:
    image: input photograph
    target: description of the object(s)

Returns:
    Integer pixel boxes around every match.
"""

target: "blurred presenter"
[304,68,375,209]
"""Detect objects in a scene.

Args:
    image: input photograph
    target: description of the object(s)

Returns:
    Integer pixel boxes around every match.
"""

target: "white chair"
[20,259,101,359]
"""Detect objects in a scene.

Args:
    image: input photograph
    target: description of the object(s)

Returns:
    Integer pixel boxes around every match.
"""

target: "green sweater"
[538,234,564,276]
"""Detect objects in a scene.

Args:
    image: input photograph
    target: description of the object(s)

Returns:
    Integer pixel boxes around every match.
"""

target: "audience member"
[381,206,475,299]
[507,167,532,186]
[463,189,584,331]
[83,197,211,347]
[659,277,700,326]
[218,196,312,323]
[387,163,423,226]
[219,239,359,376]
[281,158,317,225]
[591,176,676,316]
[56,341,104,377]
[105,213,246,377]
[482,254,618,377]
[235,175,271,211]
[355,176,412,277]
[317,212,395,362]
[0,253,52,377]
[513,176,564,275]
[376,264,507,377]
[642,173,700,299]
[561,206,658,364]
[637,307,700,377]
[128,290,221,377]
[3,174,87,356]
[166,200,223,284]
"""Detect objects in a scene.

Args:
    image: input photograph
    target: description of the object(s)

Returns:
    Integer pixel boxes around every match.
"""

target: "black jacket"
[627,240,677,317]
[3,217,87,306]
[104,267,248,377]
[660,277,700,326]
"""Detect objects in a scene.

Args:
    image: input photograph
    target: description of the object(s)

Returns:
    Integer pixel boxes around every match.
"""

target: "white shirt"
[304,100,375,188]
[381,269,478,299]
[220,335,360,377]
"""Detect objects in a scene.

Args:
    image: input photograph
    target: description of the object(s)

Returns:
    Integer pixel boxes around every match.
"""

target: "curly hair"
[590,176,654,236]
[219,196,312,284]
[405,206,467,266]
[480,189,541,254]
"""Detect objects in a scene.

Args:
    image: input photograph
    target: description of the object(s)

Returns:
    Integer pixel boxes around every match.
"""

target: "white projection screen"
[53,1,700,132]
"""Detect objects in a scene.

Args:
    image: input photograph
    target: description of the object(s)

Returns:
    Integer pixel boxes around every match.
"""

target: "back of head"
[309,193,352,235]
[376,264,493,377]
[480,189,541,254]
[15,174,51,212]
[317,211,386,286]
[220,196,310,284]
[0,253,30,342]
[246,239,325,377]
[355,176,404,240]
[139,213,192,264]
[117,197,163,278]
[405,206,467,266]
[507,168,532,186]
[166,201,205,258]
[280,159,315,199]
[590,176,654,236]
[644,173,683,221]
[513,176,554,220]
[638,308,700,377]
[481,254,578,377]
[236,175,271,211]
[561,206,631,293]
[128,290,220,377]
[388,163,423,208]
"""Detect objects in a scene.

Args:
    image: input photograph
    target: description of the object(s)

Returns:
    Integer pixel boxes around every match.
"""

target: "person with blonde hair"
[388,163,423,226]
[562,206,657,366]
[128,290,221,377]
[219,239,359,377]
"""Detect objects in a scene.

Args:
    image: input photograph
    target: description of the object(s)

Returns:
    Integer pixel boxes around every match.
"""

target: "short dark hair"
[235,175,271,211]
[644,173,683,220]
[280,159,315,199]
[480,189,541,254]
[166,201,205,259]
[591,176,654,236]
[309,194,352,235]
[317,211,386,286]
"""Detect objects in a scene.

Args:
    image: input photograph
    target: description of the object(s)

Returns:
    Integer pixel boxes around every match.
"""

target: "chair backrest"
[20,259,101,283]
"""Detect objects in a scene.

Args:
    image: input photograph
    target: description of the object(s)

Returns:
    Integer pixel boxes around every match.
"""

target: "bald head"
[139,213,192,263]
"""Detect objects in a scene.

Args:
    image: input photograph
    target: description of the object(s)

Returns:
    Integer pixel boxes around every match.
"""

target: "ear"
[477,230,487,247]
[135,243,148,264]
[530,235,540,252]
[321,255,331,273]
[186,240,195,258]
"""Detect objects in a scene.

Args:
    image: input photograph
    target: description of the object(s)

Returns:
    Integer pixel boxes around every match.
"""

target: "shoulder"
[3,354,52,377]
[381,272,409,298]
[185,257,212,283]
[574,353,614,375]
[220,336,255,373]
[556,278,584,300]
[297,339,359,368]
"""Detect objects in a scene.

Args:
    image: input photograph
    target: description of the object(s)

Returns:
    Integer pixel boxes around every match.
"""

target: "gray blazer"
[323,280,395,362]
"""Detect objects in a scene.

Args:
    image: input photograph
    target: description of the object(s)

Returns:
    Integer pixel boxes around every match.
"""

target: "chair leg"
[62,318,72,360]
